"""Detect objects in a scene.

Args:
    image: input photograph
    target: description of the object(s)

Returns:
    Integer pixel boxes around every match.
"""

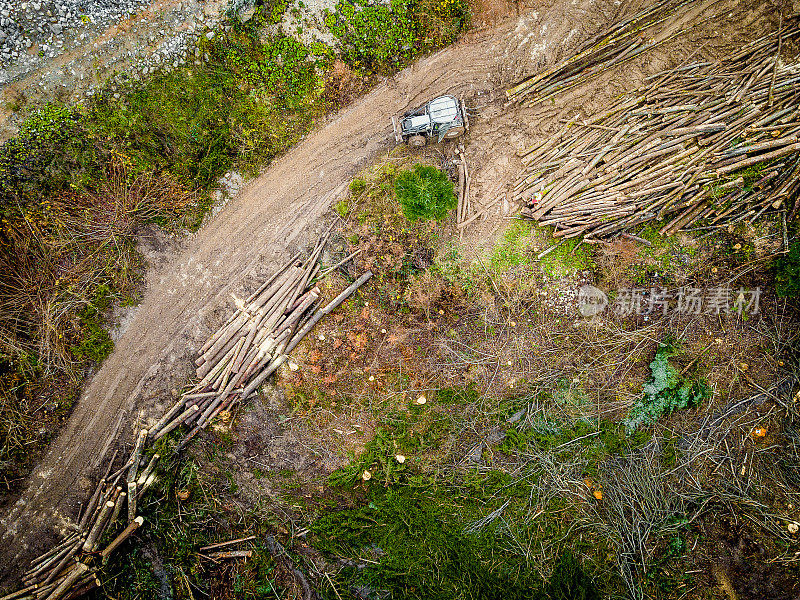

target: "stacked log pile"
[10,455,147,600]
[506,0,707,104]
[149,234,344,451]
[512,18,800,239]
[3,236,372,600]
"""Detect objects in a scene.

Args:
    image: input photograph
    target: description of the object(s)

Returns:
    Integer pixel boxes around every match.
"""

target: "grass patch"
[539,237,596,277]
[774,240,800,297]
[312,484,601,600]
[324,0,469,75]
[489,221,535,271]
[69,285,114,362]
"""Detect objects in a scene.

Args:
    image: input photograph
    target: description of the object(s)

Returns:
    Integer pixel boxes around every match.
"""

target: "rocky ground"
[0,0,265,140]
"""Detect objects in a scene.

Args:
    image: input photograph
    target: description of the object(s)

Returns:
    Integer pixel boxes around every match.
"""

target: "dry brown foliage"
[597,238,639,288]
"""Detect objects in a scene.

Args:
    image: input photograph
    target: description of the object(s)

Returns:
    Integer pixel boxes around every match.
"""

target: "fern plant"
[624,341,709,434]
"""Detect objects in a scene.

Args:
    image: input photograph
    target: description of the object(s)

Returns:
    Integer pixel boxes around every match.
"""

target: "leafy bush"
[623,341,709,434]
[0,104,98,197]
[395,164,456,221]
[324,0,469,74]
[325,0,417,73]
[774,241,800,297]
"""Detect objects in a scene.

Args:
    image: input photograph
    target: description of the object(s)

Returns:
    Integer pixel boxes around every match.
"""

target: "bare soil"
[0,0,786,585]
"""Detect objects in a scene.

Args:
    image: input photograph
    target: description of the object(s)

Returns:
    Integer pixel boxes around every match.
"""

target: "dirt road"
[0,3,529,576]
[0,0,769,580]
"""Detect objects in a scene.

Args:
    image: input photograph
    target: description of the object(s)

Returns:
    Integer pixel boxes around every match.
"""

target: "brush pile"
[512,18,800,239]
[3,237,372,600]
[147,232,373,451]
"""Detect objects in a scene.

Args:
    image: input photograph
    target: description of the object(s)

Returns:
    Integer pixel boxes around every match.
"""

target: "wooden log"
[233,256,315,375]
[715,142,800,176]
[108,491,126,527]
[0,582,38,600]
[318,249,362,279]
[152,404,194,443]
[77,478,105,531]
[620,232,652,246]
[25,537,79,582]
[217,338,244,390]
[220,288,319,410]
[667,123,727,137]
[136,473,158,500]
[197,268,301,375]
[148,396,190,440]
[245,252,303,305]
[199,536,256,552]
[660,200,707,235]
[61,575,100,600]
[717,136,798,161]
[40,538,83,588]
[582,125,632,175]
[41,562,89,600]
[84,501,114,552]
[101,517,144,562]
[242,272,373,399]
[124,428,147,524]
[233,292,316,389]
[28,535,80,572]
[200,344,238,390]
[224,267,302,366]
[206,550,253,559]
[457,161,465,223]
[127,429,147,486]
[199,257,300,356]
[136,454,160,486]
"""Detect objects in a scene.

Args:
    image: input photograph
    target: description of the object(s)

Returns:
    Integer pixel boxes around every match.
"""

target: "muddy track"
[0,0,763,580]
[0,9,531,578]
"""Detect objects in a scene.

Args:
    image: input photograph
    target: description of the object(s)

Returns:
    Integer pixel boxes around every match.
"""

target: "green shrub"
[324,0,469,74]
[623,341,709,434]
[394,164,456,221]
[774,241,800,297]
[325,0,418,73]
[0,104,98,197]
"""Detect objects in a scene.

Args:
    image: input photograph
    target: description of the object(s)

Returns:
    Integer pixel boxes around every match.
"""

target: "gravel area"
[0,0,238,138]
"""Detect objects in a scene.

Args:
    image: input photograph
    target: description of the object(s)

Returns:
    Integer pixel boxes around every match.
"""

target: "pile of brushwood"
[3,237,371,600]
[511,16,800,240]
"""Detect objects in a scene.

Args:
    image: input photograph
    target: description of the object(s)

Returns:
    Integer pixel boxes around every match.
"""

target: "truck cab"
[392,95,469,146]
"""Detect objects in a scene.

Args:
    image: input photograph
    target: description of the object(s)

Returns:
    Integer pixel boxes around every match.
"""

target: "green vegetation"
[485,223,596,277]
[623,340,710,434]
[501,418,650,461]
[489,221,535,271]
[539,237,596,277]
[325,0,469,74]
[70,285,115,362]
[774,240,800,297]
[338,159,446,310]
[312,485,599,600]
[0,0,473,488]
[395,164,457,221]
